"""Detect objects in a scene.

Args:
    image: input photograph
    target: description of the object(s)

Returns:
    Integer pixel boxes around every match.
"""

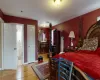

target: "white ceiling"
[0,0,100,27]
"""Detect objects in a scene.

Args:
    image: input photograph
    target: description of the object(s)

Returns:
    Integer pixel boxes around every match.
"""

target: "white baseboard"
[23,60,38,65]
[33,60,38,62]
[23,62,28,65]
[28,60,38,64]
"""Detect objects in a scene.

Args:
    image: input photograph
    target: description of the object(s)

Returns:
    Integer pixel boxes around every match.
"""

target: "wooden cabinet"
[53,29,61,54]
[64,46,77,52]
[40,42,49,53]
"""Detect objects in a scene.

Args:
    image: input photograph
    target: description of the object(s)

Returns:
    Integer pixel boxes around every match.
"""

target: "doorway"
[16,24,24,67]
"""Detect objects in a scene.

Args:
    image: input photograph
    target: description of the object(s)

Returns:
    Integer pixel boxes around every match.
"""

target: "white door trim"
[22,25,24,64]
[1,23,4,70]
[0,17,4,70]
[0,18,4,23]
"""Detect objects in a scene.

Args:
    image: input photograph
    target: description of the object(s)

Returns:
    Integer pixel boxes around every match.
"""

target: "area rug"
[31,62,50,80]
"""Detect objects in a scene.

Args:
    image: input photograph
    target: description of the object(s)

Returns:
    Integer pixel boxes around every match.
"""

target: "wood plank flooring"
[0,53,49,80]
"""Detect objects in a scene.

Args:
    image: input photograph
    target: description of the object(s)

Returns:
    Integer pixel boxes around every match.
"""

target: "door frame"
[0,18,4,70]
[21,24,24,64]
[2,23,25,69]
[16,24,25,65]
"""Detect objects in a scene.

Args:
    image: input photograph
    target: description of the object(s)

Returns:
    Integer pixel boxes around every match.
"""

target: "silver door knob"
[14,48,17,50]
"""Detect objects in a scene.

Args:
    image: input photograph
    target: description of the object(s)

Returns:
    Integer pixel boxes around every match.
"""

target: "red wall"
[3,15,37,25]
[0,11,38,63]
[54,9,100,48]
[82,9,100,37]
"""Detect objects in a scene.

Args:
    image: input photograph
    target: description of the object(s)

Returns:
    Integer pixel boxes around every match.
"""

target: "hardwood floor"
[0,53,49,80]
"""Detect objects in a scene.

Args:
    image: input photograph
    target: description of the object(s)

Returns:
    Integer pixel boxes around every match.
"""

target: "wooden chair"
[49,58,58,80]
[50,58,82,80]
[58,58,73,80]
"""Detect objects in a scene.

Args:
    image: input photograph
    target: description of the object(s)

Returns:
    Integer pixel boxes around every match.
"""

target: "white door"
[27,25,35,63]
[3,23,17,69]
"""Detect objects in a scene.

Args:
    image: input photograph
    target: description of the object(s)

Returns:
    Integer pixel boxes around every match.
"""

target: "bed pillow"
[78,37,98,51]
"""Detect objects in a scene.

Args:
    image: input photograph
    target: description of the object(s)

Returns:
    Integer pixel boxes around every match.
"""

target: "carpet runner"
[31,62,50,80]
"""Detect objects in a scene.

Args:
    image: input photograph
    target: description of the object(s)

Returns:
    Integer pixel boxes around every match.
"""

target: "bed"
[49,20,100,80]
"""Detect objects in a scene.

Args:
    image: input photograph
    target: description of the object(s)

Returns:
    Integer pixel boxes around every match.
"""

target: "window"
[51,29,55,45]
[43,32,46,42]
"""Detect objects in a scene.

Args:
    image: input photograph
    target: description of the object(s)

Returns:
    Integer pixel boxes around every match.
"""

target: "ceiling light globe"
[54,0,62,5]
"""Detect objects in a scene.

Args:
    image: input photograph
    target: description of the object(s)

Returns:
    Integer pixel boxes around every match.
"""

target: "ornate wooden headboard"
[86,20,100,47]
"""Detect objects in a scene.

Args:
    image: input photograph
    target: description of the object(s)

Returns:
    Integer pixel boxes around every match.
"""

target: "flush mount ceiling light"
[54,0,62,6]
[40,22,49,28]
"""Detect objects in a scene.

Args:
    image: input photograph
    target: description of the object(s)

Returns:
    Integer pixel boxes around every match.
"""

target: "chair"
[58,58,73,80]
[50,58,59,80]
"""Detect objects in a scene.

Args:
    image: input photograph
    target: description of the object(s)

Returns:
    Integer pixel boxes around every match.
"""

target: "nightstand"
[64,46,77,52]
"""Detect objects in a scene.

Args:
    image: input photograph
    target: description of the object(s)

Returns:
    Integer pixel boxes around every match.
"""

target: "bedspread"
[54,50,100,79]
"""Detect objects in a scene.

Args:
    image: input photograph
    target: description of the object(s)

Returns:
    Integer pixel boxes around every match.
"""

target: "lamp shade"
[69,31,75,38]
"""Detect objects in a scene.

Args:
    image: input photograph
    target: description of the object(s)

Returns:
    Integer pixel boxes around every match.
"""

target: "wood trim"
[86,20,100,38]
[74,66,89,80]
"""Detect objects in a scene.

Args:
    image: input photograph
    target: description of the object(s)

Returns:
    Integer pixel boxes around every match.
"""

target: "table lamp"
[69,31,75,47]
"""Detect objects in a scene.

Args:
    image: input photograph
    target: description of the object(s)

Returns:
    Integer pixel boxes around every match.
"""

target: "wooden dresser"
[39,42,49,53]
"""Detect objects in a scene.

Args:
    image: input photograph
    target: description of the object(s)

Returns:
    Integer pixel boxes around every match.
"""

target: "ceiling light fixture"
[40,22,49,28]
[54,0,62,6]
